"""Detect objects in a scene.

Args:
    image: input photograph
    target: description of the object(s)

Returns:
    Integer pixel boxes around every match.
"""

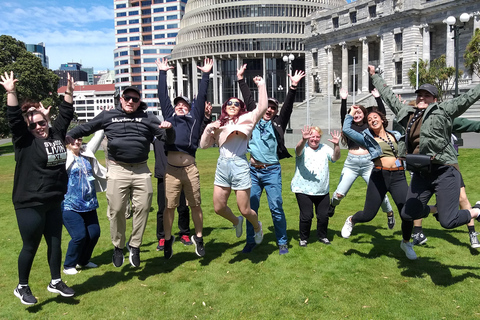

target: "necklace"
[375,132,397,158]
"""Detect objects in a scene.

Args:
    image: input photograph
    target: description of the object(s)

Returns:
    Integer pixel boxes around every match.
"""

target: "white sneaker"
[235,216,244,238]
[341,216,354,238]
[63,267,78,275]
[299,240,308,247]
[76,262,98,269]
[400,241,418,260]
[254,221,264,244]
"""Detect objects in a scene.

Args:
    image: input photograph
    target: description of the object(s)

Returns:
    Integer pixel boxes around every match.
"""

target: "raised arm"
[278,70,305,130]
[342,107,367,148]
[53,73,75,137]
[1,71,19,106]
[237,64,256,112]
[156,58,175,118]
[371,88,386,115]
[369,65,404,116]
[200,120,220,149]
[86,130,105,154]
[295,125,310,156]
[251,76,268,123]
[339,87,348,126]
[328,130,341,161]
[192,58,213,121]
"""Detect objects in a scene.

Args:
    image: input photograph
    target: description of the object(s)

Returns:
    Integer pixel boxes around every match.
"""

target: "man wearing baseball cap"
[237,64,305,255]
[67,85,175,268]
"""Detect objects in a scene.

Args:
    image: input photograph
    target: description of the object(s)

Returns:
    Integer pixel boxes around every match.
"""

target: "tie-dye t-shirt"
[62,155,98,212]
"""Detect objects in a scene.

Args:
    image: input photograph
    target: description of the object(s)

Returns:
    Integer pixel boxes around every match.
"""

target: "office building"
[26,42,49,68]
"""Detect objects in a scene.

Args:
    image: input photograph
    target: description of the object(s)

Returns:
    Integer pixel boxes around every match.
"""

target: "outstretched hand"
[155,58,174,72]
[0,71,18,92]
[237,64,247,80]
[289,70,305,86]
[205,101,212,119]
[371,88,380,98]
[328,130,341,145]
[198,58,214,73]
[339,87,348,100]
[368,65,376,76]
[349,105,359,116]
[301,125,312,140]
[67,72,75,92]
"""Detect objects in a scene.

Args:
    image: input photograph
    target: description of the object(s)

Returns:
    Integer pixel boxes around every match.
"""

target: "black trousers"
[401,165,471,229]
[352,168,413,241]
[295,193,330,241]
[156,178,190,239]
[15,201,63,285]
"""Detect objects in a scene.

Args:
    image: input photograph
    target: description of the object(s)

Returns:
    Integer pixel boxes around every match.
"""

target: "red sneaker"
[180,235,193,245]
[156,238,165,251]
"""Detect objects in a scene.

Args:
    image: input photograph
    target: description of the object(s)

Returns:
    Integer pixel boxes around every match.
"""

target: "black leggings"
[295,193,330,240]
[351,168,413,241]
[15,202,63,285]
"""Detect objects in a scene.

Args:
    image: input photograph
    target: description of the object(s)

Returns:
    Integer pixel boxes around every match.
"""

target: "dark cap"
[415,84,438,97]
[123,86,141,96]
[268,97,279,109]
[174,96,191,108]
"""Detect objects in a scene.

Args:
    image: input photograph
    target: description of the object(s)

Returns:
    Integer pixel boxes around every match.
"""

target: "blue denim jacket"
[342,115,402,160]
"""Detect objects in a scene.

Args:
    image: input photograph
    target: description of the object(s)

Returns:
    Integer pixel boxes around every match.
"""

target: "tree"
[408,55,457,102]
[0,35,60,137]
[464,28,480,78]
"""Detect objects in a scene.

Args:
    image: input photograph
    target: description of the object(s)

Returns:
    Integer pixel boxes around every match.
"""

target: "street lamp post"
[445,13,470,97]
[283,53,295,89]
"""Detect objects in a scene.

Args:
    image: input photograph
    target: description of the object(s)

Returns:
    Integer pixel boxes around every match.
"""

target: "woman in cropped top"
[329,88,395,230]
[200,76,267,245]
[341,107,418,260]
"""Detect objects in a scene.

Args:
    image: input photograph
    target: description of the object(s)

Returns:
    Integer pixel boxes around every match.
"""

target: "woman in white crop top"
[200,76,267,245]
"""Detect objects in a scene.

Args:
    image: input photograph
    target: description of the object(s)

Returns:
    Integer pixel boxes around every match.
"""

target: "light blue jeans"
[332,153,393,213]
[246,164,288,245]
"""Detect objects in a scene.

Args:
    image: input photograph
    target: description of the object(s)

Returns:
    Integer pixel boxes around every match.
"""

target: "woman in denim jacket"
[341,107,419,260]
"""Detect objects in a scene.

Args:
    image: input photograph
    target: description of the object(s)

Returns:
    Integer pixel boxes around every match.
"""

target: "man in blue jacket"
[156,57,213,258]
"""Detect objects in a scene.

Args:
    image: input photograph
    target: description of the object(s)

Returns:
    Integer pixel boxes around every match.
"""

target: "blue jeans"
[63,209,101,268]
[332,153,393,213]
[246,164,288,245]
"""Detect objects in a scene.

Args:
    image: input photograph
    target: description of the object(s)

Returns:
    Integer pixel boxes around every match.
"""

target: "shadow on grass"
[0,144,14,155]
[25,295,80,313]
[341,224,480,286]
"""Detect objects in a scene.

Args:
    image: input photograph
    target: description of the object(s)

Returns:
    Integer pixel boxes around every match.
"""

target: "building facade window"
[395,62,402,85]
[350,12,357,23]
[332,17,339,28]
[369,5,376,18]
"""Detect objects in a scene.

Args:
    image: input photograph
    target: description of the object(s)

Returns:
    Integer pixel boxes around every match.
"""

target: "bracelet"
[65,91,73,96]
[7,91,16,94]
[290,85,298,88]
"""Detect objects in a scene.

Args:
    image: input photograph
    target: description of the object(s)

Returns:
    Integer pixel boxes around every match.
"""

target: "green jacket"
[372,74,480,165]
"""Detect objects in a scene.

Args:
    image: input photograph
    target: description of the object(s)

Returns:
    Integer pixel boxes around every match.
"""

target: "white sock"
[51,278,61,285]
[18,284,28,289]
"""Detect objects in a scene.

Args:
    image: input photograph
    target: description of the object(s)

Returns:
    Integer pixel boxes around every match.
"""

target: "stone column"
[360,37,369,92]
[325,45,333,97]
[445,21,454,67]
[191,59,198,98]
[212,56,219,105]
[422,24,430,62]
[176,60,183,97]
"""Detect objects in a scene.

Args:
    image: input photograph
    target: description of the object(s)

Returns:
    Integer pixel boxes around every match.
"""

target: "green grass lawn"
[1,147,480,319]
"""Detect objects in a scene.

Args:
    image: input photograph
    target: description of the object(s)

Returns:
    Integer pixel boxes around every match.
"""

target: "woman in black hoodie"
[1,71,75,305]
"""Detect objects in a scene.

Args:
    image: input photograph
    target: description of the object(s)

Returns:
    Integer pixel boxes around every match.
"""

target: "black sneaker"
[14,285,37,305]
[470,232,480,249]
[242,243,256,253]
[164,235,175,260]
[387,212,396,230]
[112,247,124,267]
[47,280,75,297]
[191,235,205,257]
[327,204,336,217]
[412,232,428,246]
[129,245,140,267]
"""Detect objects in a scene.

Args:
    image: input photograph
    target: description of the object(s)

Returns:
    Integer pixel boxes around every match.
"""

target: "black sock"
[468,225,476,233]
[413,226,423,234]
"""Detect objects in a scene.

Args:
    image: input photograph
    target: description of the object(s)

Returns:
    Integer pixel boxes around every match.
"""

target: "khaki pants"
[106,161,153,248]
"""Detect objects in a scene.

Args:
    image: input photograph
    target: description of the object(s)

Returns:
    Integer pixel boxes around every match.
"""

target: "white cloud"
[1,1,114,71]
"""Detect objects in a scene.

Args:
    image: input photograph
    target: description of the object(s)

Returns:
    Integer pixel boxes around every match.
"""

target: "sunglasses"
[123,95,140,103]
[28,120,47,130]
[227,100,240,107]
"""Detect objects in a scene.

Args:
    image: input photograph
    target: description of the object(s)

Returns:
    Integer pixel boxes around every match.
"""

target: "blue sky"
[2,0,115,71]
[2,0,356,72]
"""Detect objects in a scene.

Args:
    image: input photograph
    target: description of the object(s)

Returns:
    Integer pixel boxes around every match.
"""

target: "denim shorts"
[214,155,251,190]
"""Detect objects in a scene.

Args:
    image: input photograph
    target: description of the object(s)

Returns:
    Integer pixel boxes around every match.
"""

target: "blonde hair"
[310,126,323,136]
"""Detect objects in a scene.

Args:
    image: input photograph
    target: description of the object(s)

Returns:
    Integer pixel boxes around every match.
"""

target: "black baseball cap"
[415,84,438,97]
[174,96,191,108]
[123,86,141,96]
[268,98,279,109]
